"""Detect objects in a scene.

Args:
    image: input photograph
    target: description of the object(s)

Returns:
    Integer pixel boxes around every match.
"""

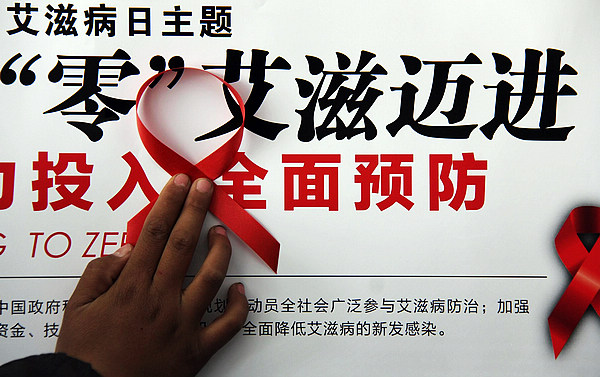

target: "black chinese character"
[45,3,78,36]
[84,3,116,36]
[199,49,291,141]
[200,6,231,37]
[44,49,139,141]
[129,7,150,36]
[162,5,193,36]
[6,2,39,35]
[481,49,576,141]
[386,53,481,139]
[296,50,386,141]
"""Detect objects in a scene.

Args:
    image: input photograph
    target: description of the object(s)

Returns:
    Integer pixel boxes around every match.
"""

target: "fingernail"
[174,174,190,187]
[236,283,245,295]
[196,178,212,193]
[113,244,133,258]
[213,225,227,236]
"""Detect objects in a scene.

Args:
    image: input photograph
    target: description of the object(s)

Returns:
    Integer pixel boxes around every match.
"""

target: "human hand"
[55,174,248,377]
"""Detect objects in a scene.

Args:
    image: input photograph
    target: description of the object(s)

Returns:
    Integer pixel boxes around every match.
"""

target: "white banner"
[1,0,599,375]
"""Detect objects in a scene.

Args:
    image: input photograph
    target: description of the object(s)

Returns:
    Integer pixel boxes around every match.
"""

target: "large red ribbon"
[548,206,600,357]
[126,68,280,272]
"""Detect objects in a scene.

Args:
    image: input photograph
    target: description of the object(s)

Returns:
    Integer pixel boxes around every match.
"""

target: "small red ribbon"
[548,206,600,357]
[126,68,280,272]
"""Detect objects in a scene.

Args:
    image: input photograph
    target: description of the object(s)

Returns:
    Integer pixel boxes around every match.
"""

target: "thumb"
[199,283,249,356]
[69,244,133,307]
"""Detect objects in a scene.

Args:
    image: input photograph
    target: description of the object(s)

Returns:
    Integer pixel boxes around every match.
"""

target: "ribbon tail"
[548,246,600,358]
[211,187,280,272]
[126,201,154,245]
[548,315,569,358]
[548,275,592,358]
[593,293,600,317]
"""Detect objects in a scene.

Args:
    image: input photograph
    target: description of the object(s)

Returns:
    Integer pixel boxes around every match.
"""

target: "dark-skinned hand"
[55,174,248,377]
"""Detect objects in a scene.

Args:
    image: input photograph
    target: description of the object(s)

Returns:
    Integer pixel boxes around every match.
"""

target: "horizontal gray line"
[226,275,547,279]
[0,274,547,280]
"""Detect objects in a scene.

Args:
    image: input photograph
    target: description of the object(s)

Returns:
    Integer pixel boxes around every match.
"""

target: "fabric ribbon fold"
[126,68,280,273]
[548,206,600,357]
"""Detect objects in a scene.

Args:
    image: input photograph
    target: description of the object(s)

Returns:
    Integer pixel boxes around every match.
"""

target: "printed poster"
[1,1,599,375]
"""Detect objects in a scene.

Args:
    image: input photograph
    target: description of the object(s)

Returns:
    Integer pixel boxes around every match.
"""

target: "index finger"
[152,178,213,291]
[121,174,191,284]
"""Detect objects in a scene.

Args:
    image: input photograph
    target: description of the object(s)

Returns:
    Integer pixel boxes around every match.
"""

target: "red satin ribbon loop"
[127,68,280,272]
[548,206,600,357]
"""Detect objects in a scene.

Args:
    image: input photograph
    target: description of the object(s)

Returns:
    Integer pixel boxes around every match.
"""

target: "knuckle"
[187,195,210,215]
[168,230,196,253]
[200,267,226,287]
[112,282,139,306]
[143,217,171,241]
[145,300,162,321]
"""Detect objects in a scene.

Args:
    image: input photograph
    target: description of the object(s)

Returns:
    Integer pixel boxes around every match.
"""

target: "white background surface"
[1,1,599,375]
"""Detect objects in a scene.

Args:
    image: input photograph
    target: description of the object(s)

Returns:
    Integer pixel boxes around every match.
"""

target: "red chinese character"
[107,152,158,210]
[282,154,340,210]
[32,152,93,211]
[0,162,16,210]
[355,154,414,211]
[220,152,268,209]
[429,152,487,211]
